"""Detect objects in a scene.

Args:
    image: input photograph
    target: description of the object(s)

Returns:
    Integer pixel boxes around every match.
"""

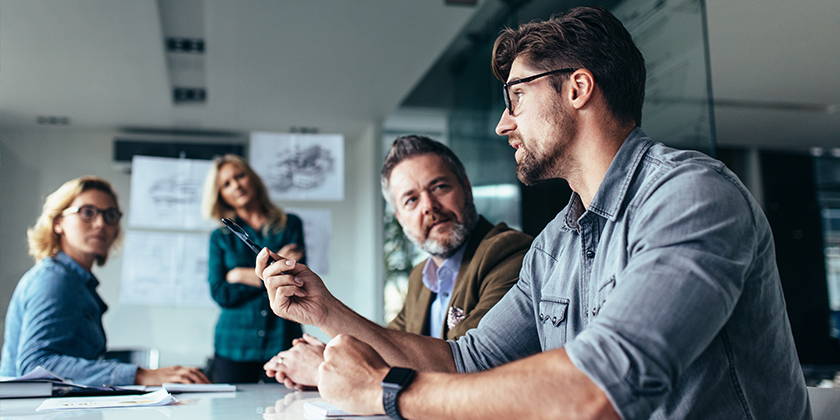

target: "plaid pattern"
[208,215,304,362]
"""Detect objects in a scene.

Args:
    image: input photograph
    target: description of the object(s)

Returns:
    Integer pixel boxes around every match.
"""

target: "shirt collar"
[54,251,99,288]
[566,127,653,227]
[421,242,468,294]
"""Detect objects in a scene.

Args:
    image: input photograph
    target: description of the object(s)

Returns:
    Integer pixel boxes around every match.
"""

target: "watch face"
[382,367,415,387]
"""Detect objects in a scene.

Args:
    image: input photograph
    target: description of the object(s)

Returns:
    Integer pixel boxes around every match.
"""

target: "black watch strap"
[383,385,405,420]
[381,367,415,420]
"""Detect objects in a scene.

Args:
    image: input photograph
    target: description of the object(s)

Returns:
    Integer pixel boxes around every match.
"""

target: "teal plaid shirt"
[208,214,304,362]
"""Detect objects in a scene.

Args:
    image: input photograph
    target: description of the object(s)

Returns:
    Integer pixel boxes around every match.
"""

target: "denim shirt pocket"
[538,297,569,349]
[592,275,616,318]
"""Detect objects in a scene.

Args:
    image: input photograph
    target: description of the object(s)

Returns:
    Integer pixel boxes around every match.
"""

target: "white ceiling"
[0,0,480,140]
[1,0,838,151]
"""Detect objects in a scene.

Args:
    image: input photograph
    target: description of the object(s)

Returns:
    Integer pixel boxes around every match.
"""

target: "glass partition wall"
[382,0,716,323]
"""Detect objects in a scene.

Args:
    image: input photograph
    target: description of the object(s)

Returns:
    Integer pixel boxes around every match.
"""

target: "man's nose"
[495,109,516,136]
[420,193,440,213]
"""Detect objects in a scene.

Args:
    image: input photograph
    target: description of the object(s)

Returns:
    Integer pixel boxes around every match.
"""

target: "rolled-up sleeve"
[565,166,757,419]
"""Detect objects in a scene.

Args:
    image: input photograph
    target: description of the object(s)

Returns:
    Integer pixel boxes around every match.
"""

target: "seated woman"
[0,176,209,386]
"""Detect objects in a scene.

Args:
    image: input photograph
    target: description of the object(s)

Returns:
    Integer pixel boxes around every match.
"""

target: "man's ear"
[568,69,595,110]
[393,210,402,225]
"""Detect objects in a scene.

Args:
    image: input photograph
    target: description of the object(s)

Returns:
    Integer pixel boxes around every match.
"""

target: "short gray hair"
[380,135,471,209]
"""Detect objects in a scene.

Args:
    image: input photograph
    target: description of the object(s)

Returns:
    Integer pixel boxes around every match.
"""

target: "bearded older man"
[263,134,532,389]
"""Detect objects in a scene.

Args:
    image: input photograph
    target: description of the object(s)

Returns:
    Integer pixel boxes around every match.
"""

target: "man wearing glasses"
[257,6,809,419]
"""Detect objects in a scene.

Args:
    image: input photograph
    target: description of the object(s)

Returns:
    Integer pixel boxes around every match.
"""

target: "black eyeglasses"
[502,68,577,115]
[63,205,123,226]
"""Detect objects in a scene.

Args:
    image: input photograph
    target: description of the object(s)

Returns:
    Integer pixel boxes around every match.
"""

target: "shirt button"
[442,292,449,297]
[586,250,595,259]
[261,310,268,316]
[539,313,544,321]
[257,330,265,337]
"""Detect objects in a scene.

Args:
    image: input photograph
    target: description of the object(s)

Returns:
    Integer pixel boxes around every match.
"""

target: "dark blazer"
[387,216,533,340]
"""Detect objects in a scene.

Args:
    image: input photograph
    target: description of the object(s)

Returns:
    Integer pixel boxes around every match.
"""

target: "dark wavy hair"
[492,5,646,126]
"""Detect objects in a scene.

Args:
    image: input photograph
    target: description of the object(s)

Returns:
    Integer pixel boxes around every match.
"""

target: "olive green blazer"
[387,216,533,340]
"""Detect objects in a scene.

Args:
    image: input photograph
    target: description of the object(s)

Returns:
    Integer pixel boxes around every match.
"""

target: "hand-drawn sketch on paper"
[249,133,344,201]
[119,230,214,307]
[128,155,216,230]
[286,208,331,275]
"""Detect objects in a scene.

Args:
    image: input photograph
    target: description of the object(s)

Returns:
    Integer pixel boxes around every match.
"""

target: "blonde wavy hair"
[27,176,123,266]
[202,154,287,233]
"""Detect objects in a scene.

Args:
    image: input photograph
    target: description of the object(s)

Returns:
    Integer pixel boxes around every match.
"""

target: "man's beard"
[403,203,478,260]
[515,102,574,186]
[516,141,561,186]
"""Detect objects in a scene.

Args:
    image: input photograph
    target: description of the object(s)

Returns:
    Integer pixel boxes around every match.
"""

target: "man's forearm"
[322,302,456,373]
[397,349,619,420]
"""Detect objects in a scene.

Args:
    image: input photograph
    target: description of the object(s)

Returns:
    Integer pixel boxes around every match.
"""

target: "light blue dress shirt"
[421,245,466,338]
[1,252,137,385]
[449,128,810,419]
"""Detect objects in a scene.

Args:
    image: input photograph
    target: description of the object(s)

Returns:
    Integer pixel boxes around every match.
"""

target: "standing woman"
[1,176,208,386]
[202,154,305,383]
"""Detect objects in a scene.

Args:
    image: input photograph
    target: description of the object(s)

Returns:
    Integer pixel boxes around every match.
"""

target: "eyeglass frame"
[502,68,578,115]
[62,205,123,226]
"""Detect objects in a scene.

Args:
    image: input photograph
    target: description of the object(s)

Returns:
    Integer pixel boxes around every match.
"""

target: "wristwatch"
[381,367,416,420]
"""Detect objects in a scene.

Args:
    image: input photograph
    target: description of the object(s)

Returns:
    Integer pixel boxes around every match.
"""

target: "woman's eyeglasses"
[62,205,123,226]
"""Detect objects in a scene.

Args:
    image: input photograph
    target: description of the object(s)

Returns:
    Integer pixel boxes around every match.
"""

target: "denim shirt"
[1,252,137,385]
[450,128,810,419]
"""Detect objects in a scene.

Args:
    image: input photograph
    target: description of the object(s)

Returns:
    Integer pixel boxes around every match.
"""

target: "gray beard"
[403,206,477,260]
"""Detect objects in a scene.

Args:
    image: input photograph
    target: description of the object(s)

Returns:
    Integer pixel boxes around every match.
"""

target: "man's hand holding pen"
[255,247,389,416]
[256,247,337,329]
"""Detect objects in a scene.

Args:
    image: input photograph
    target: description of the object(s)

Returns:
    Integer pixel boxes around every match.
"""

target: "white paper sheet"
[128,155,216,230]
[249,133,344,201]
[286,208,331,275]
[36,389,177,410]
[119,230,214,307]
[162,383,236,393]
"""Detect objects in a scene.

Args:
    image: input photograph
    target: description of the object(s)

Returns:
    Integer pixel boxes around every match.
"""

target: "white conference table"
[3,384,838,419]
[0,383,387,420]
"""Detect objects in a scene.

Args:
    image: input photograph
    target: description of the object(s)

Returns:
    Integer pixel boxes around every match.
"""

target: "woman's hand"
[135,365,210,385]
[226,267,264,288]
